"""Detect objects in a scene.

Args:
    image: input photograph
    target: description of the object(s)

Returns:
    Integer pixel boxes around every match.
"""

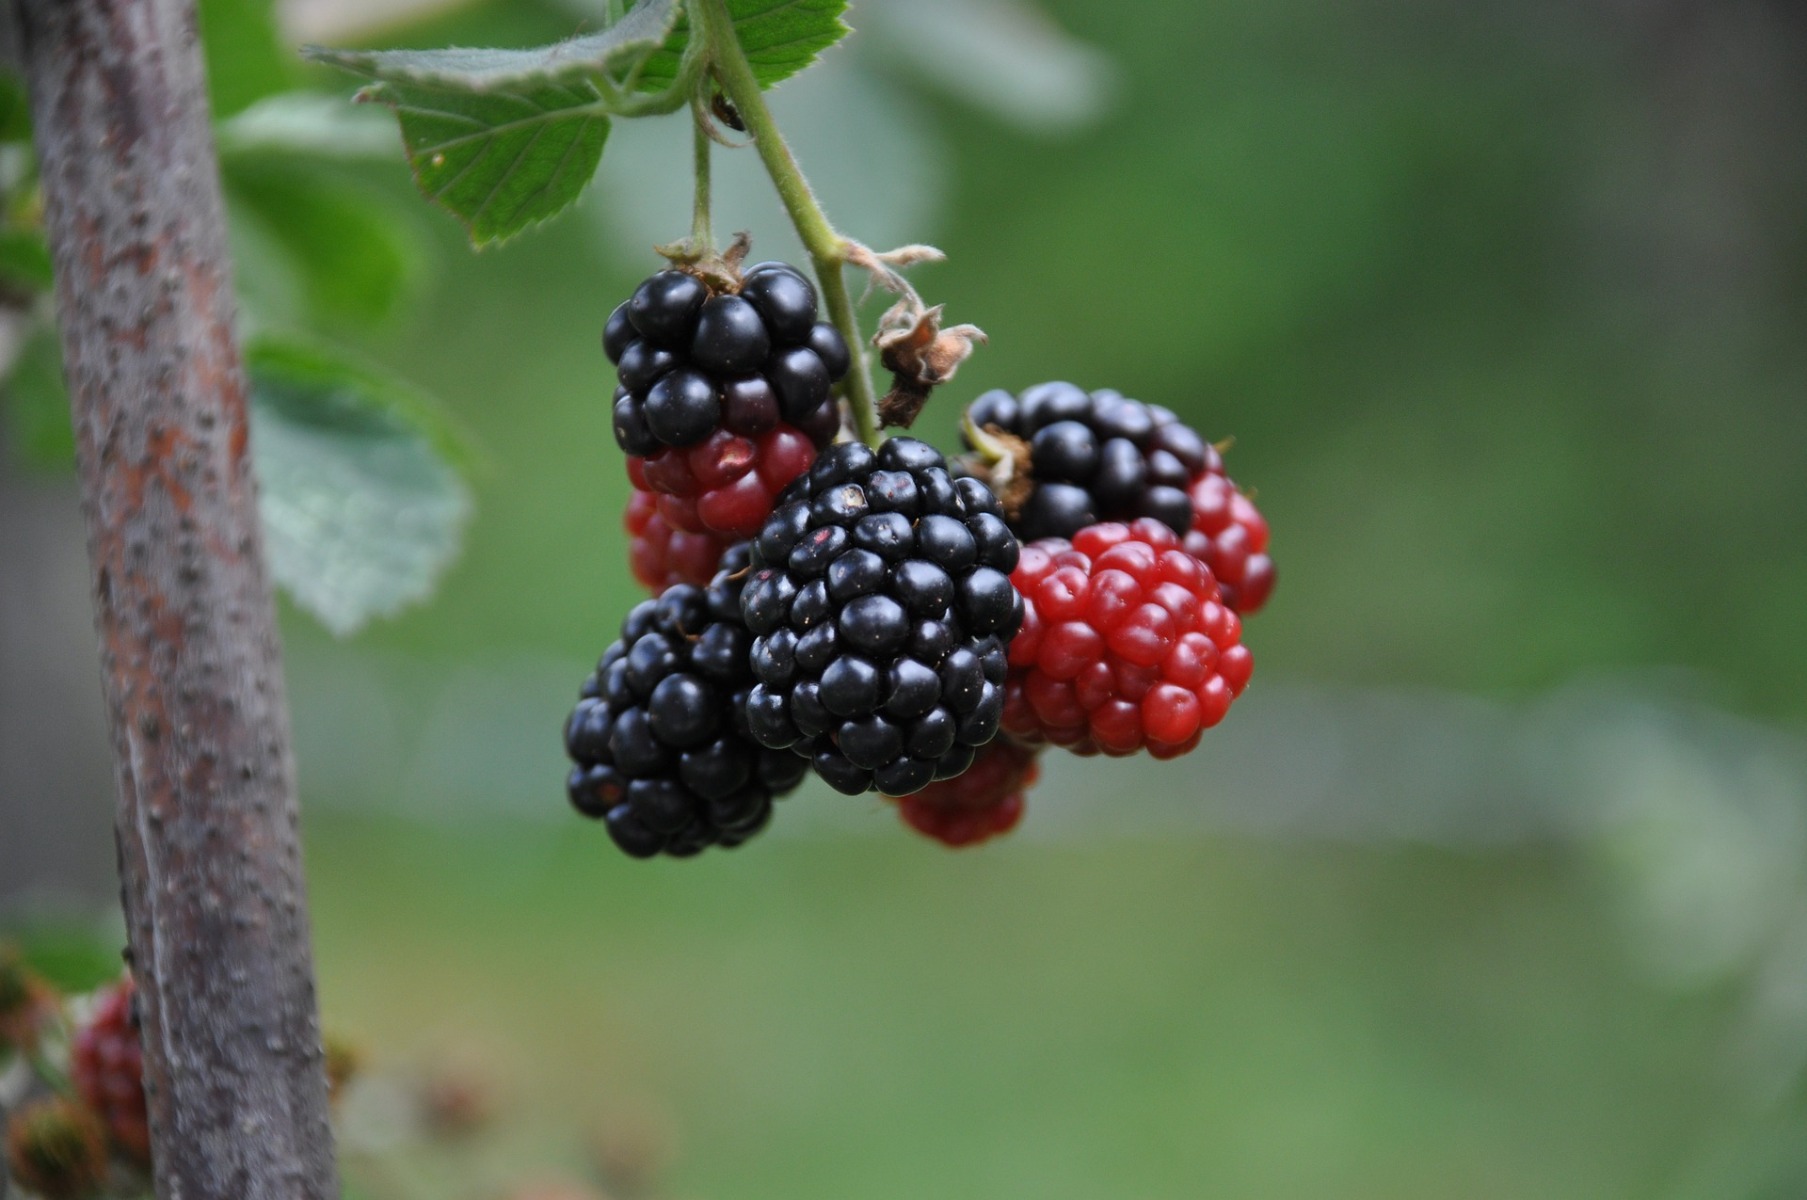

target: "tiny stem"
[693,0,880,448]
[690,104,712,250]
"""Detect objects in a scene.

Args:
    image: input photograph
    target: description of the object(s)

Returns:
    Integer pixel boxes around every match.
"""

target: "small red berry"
[1004,519,1251,757]
[624,489,736,594]
[889,737,1039,847]
[71,975,151,1166]
[1184,448,1274,615]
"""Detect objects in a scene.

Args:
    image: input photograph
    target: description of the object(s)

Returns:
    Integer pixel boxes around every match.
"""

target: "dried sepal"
[874,302,987,428]
[653,230,753,294]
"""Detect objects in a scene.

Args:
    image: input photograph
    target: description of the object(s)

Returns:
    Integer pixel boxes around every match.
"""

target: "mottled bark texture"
[14,1,340,1196]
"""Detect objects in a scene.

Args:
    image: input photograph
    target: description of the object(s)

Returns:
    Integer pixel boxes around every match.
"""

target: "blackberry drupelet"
[889,735,1040,847]
[962,382,1208,541]
[1183,442,1276,615]
[739,438,1025,797]
[1002,519,1252,758]
[624,488,738,594]
[606,263,851,538]
[565,546,810,858]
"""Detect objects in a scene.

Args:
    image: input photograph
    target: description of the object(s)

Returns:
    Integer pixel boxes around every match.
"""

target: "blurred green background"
[6,0,1807,1197]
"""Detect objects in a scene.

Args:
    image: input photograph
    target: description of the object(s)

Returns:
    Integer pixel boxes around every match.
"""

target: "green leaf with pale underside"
[637,0,851,92]
[355,79,609,247]
[248,336,474,637]
[300,0,678,91]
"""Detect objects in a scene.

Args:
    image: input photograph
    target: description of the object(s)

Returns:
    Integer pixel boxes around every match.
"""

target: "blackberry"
[960,383,1210,541]
[624,488,737,594]
[889,735,1040,848]
[738,438,1024,796]
[564,546,810,858]
[70,975,151,1165]
[607,263,850,537]
[1002,519,1252,757]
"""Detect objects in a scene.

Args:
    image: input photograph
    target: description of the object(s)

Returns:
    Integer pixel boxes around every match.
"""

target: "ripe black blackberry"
[960,382,1211,542]
[608,262,851,539]
[738,438,1024,797]
[565,545,810,858]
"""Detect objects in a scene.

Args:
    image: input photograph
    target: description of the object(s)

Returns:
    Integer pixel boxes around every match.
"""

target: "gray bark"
[13,0,340,1196]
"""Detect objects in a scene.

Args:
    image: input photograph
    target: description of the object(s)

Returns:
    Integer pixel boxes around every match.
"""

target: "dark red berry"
[1002,519,1251,757]
[71,975,151,1165]
[890,736,1039,847]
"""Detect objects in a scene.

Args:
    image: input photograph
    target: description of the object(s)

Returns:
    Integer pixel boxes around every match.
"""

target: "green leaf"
[638,0,851,92]
[0,72,33,142]
[0,227,54,292]
[223,158,422,328]
[248,335,474,636]
[353,79,610,247]
[300,0,679,91]
[5,922,125,993]
[199,0,295,118]
[217,90,403,160]
[0,326,75,469]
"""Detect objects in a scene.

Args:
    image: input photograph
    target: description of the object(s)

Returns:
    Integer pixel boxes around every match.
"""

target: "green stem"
[693,0,880,448]
[690,105,712,250]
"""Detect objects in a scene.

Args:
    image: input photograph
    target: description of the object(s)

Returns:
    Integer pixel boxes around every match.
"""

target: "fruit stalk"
[690,102,713,250]
[693,0,881,449]
[15,0,340,1193]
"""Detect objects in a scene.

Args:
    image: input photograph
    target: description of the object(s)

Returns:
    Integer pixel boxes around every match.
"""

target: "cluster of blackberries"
[738,438,1024,797]
[566,546,811,858]
[582,258,1278,854]
[608,263,851,539]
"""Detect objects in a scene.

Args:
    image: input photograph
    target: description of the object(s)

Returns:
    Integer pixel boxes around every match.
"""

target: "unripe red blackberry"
[607,263,850,538]
[1182,444,1275,615]
[70,975,151,1166]
[889,736,1039,847]
[5,1098,109,1200]
[1003,519,1252,757]
[739,439,1025,797]
[566,545,810,857]
[624,488,736,593]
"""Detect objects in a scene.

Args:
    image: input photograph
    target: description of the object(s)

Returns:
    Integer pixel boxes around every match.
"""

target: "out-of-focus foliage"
[250,335,474,637]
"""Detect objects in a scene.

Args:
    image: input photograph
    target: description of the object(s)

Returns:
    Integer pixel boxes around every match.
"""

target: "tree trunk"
[13,1,341,1196]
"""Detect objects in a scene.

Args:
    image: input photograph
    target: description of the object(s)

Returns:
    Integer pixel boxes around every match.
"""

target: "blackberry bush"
[738,438,1024,797]
[565,545,810,858]
[1003,519,1252,757]
[609,262,850,538]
